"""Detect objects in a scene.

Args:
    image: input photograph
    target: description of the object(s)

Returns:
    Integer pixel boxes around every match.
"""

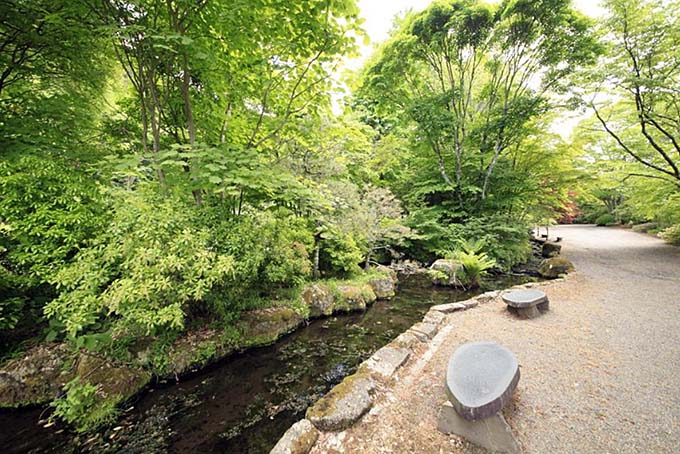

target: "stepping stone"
[502,289,549,319]
[438,341,521,453]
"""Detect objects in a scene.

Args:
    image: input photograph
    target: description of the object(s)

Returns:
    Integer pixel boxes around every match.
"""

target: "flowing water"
[0,273,535,454]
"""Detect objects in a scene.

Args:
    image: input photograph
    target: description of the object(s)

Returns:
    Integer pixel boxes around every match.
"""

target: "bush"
[404,211,531,270]
[660,224,680,245]
[50,377,118,433]
[0,155,107,333]
[203,208,314,297]
[319,233,364,276]
[0,155,107,285]
[595,213,616,226]
[45,189,236,340]
[449,217,531,271]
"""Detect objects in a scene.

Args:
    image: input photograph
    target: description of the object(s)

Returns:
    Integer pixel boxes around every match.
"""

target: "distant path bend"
[311,225,680,453]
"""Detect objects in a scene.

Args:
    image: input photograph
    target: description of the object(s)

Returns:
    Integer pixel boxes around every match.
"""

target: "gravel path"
[312,225,680,453]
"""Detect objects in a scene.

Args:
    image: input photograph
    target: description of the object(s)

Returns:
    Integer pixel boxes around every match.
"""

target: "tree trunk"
[313,242,321,279]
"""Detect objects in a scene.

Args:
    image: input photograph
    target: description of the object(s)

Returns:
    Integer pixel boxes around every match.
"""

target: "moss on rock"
[333,285,369,312]
[306,371,375,431]
[0,343,73,407]
[539,257,575,278]
[301,284,335,318]
[239,307,304,348]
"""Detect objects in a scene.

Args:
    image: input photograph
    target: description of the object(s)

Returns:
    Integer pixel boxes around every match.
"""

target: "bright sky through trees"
[350,0,605,70]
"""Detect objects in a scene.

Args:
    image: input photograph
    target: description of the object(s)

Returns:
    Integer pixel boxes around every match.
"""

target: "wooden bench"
[438,342,520,453]
[502,289,549,319]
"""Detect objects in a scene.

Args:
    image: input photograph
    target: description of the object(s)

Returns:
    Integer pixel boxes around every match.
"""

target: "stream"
[0,273,535,454]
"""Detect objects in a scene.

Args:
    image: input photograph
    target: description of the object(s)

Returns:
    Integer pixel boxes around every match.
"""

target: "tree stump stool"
[502,289,549,319]
[437,342,521,454]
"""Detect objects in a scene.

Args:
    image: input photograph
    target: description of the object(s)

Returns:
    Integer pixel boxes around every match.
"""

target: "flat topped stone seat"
[502,289,549,319]
[445,341,520,421]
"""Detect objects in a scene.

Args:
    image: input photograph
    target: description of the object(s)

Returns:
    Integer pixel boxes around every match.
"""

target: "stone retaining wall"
[270,279,567,454]
[0,270,399,412]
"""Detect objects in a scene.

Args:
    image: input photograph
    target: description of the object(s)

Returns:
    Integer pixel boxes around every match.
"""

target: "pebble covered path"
[311,225,680,453]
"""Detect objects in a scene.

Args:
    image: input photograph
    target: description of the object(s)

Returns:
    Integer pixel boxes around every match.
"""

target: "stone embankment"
[269,280,560,454]
[0,269,398,415]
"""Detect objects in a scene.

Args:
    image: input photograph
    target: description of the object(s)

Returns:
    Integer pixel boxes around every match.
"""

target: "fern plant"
[455,251,496,288]
[446,239,497,289]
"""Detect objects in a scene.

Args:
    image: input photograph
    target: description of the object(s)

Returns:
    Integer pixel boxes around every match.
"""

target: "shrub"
[49,377,118,433]
[447,217,531,271]
[0,155,107,285]
[203,208,314,296]
[319,233,364,276]
[258,215,314,287]
[45,189,236,340]
[446,240,497,288]
[660,224,680,245]
[595,213,616,226]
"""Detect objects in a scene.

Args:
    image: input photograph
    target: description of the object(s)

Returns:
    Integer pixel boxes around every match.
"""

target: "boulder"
[240,307,305,347]
[429,259,462,286]
[151,327,237,379]
[306,373,375,432]
[375,265,398,284]
[270,419,319,454]
[75,353,151,405]
[301,284,335,318]
[0,344,73,407]
[632,222,657,233]
[541,241,562,258]
[368,277,395,299]
[333,285,376,313]
[538,257,575,279]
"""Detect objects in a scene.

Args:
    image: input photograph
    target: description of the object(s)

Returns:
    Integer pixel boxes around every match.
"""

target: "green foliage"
[356,0,599,216]
[0,297,24,331]
[45,189,236,339]
[49,377,118,433]
[0,155,107,284]
[406,212,531,270]
[595,213,617,226]
[452,251,496,288]
[660,225,680,245]
[320,233,364,276]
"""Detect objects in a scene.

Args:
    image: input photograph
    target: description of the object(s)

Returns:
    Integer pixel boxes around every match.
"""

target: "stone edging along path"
[270,277,568,454]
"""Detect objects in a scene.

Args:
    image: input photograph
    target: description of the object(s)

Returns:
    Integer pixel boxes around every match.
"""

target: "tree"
[590,0,680,187]
[359,188,412,270]
[356,0,599,213]
[97,0,363,207]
